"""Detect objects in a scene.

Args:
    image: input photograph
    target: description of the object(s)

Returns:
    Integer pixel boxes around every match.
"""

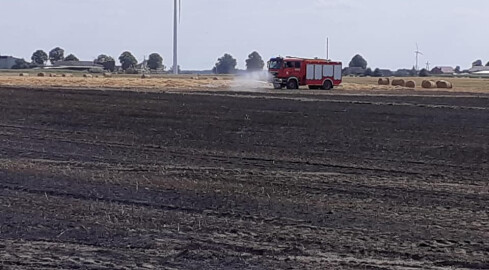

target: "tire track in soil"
[1,125,484,180]
[2,179,484,266]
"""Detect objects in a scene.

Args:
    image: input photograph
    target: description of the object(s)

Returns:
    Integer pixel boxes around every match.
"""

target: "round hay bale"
[83,74,93,78]
[378,78,390,85]
[422,80,436,89]
[391,79,405,87]
[49,73,57,77]
[213,77,219,81]
[405,80,416,88]
[37,72,46,77]
[141,74,151,79]
[19,73,29,77]
[103,72,112,78]
[436,80,453,89]
[62,73,73,77]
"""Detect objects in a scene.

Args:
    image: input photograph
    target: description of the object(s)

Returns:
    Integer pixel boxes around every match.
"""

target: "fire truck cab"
[268,57,342,90]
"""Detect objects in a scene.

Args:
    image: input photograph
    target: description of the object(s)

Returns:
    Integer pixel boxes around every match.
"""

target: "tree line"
[347,54,427,77]
[346,54,391,77]
[212,51,265,74]
[13,47,165,72]
[10,47,266,74]
[10,47,489,74]
[348,54,489,77]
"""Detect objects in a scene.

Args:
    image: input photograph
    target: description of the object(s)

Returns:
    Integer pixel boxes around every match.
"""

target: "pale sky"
[1,0,488,70]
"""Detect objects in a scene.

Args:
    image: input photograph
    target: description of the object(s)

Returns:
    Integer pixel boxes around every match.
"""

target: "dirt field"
[2,73,489,93]
[0,86,488,269]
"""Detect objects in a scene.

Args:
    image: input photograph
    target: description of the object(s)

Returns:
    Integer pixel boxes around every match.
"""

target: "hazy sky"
[1,0,488,70]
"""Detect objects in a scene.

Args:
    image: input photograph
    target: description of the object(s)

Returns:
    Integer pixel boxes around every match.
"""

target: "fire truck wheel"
[322,80,333,90]
[286,80,298,90]
[273,83,283,89]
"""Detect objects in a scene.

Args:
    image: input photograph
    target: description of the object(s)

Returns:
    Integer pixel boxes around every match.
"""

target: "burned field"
[0,87,488,269]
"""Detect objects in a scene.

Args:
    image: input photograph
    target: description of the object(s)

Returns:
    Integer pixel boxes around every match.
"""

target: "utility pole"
[173,0,178,74]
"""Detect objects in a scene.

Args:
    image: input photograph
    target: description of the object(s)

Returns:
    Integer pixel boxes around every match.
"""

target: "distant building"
[468,66,489,74]
[135,60,148,71]
[431,66,454,75]
[50,61,103,71]
[342,67,366,76]
[0,56,22,69]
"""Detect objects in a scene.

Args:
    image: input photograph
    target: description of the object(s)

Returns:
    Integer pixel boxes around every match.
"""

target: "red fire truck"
[268,57,343,90]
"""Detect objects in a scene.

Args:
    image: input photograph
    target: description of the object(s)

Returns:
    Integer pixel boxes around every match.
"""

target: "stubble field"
[2,73,489,93]
[0,85,488,269]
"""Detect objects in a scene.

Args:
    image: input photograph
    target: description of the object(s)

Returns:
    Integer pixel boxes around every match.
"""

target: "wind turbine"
[414,43,423,71]
[172,0,181,74]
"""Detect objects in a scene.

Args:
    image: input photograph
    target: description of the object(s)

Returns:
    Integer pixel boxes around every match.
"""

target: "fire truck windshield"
[268,59,283,69]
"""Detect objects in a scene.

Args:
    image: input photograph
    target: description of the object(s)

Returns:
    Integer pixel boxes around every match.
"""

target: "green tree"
[95,54,116,72]
[49,47,65,64]
[118,51,137,71]
[213,53,237,74]
[472,59,483,67]
[455,66,461,73]
[64,54,79,61]
[410,67,417,76]
[364,68,373,76]
[147,53,164,70]
[245,51,264,71]
[12,59,32,69]
[373,68,383,77]
[31,50,48,65]
[486,62,489,67]
[419,68,430,77]
[349,54,368,69]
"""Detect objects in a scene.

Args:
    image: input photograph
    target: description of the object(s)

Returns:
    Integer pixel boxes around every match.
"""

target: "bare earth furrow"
[0,87,488,269]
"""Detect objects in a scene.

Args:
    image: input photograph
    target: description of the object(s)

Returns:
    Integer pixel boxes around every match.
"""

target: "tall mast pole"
[415,53,418,71]
[326,37,329,60]
[173,0,178,74]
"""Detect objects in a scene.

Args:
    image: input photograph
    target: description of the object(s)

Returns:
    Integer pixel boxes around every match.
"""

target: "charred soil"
[0,87,488,269]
